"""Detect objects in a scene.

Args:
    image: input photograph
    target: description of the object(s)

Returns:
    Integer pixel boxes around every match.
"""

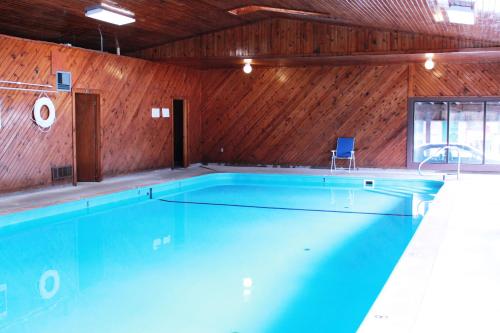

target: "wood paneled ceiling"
[0,0,252,52]
[0,0,499,53]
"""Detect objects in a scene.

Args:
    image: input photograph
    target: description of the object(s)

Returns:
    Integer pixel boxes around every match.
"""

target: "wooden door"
[173,99,188,168]
[75,93,101,182]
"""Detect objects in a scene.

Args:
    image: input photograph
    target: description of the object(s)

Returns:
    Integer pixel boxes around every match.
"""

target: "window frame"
[407,97,500,172]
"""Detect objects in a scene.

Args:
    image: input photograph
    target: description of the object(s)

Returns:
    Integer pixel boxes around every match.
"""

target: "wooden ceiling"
[0,0,499,53]
[214,0,500,42]
[0,0,252,52]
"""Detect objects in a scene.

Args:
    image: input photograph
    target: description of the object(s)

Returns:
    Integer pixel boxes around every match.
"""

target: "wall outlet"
[161,108,170,118]
[151,108,160,118]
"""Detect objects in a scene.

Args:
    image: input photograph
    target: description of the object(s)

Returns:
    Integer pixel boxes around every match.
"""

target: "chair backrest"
[336,137,355,158]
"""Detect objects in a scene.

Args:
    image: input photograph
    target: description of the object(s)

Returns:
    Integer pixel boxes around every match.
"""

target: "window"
[485,102,500,164]
[448,102,484,165]
[409,98,500,171]
[413,102,448,163]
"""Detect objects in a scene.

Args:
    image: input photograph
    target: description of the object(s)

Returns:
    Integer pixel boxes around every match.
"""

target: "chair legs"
[330,154,356,173]
[348,154,356,173]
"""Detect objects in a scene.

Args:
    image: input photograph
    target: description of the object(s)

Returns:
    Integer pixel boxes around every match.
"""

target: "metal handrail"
[418,145,461,180]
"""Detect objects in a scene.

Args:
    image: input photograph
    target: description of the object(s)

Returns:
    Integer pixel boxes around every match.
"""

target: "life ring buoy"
[39,269,60,300]
[33,97,56,128]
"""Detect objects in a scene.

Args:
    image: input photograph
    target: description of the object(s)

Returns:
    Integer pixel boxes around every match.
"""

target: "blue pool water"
[0,173,442,333]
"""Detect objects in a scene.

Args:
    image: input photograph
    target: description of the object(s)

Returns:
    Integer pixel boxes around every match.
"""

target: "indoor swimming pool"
[0,173,442,333]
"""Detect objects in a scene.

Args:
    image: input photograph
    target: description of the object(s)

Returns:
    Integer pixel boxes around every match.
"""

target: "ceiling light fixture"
[424,53,435,70]
[447,5,475,25]
[243,59,253,74]
[243,63,253,74]
[85,4,135,26]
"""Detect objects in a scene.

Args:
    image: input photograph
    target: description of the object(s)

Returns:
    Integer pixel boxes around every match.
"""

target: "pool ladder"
[418,145,461,181]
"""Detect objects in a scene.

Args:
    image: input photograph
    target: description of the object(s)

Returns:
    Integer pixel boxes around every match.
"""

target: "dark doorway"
[75,93,101,182]
[173,99,186,168]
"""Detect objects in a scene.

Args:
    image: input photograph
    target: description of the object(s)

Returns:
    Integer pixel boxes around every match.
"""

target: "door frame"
[171,97,189,168]
[72,88,102,185]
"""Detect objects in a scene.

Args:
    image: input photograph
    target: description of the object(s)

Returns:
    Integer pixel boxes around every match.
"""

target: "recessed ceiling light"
[85,4,135,26]
[447,5,475,25]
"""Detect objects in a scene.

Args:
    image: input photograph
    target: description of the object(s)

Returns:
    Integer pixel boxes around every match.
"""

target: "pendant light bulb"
[243,63,253,74]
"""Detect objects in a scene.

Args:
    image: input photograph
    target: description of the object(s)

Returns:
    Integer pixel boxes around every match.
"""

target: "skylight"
[447,5,475,25]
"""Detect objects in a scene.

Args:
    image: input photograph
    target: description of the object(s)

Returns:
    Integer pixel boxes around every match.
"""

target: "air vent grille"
[51,165,73,181]
[56,71,72,92]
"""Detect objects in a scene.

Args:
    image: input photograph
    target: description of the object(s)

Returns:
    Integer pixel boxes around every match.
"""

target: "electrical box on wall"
[161,108,170,118]
[56,71,71,92]
[152,108,160,118]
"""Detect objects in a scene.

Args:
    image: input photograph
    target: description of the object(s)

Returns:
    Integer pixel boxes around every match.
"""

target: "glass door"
[410,98,500,170]
[485,102,500,164]
[448,102,484,164]
[413,102,448,163]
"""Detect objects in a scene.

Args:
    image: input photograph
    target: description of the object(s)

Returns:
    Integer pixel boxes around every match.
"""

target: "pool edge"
[357,180,457,333]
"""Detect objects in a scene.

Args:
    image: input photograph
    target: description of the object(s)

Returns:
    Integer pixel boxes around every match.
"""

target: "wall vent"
[51,165,73,181]
[56,71,72,92]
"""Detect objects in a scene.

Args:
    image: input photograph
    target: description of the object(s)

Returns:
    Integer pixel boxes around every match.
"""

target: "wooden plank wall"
[411,63,500,96]
[0,34,202,193]
[201,62,500,168]
[132,18,500,60]
[2,32,500,193]
[201,65,409,168]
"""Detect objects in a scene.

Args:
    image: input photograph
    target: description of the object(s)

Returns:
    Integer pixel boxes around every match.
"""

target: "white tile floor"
[359,173,500,333]
[1,165,499,332]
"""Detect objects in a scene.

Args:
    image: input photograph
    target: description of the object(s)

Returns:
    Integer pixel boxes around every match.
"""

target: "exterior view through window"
[410,99,500,170]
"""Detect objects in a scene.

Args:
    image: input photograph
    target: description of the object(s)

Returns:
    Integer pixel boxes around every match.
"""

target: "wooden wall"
[411,63,500,96]
[0,34,202,193]
[133,18,499,60]
[201,65,409,168]
[201,62,500,168]
[2,31,500,193]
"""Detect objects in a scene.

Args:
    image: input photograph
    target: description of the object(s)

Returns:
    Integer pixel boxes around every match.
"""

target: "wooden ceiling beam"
[228,5,330,18]
[154,48,500,69]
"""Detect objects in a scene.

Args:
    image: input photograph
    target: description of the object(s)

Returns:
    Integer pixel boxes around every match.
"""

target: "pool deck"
[0,165,499,332]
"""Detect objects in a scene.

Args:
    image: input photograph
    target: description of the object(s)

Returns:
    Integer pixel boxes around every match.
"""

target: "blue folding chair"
[331,137,356,173]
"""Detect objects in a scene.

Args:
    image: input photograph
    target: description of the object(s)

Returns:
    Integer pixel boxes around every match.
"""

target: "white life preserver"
[33,97,56,128]
[39,269,60,300]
